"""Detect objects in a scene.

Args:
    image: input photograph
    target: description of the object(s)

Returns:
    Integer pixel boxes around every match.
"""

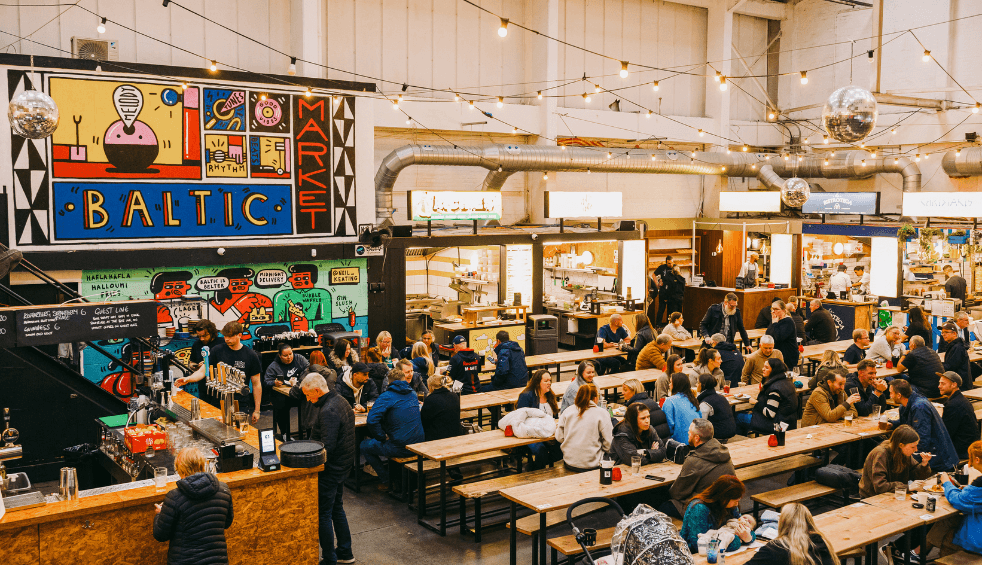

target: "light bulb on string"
[891,128,896,134]
[742,146,748,152]
[895,157,899,164]
[831,151,836,157]
[260,93,267,101]
[587,168,591,174]
[871,151,876,158]
[497,96,504,108]
[594,84,601,93]
[646,110,652,118]
[721,166,726,172]
[582,93,591,103]
[620,61,629,79]
[915,154,921,162]
[543,172,548,180]
[498,18,509,37]
[800,71,808,85]
[975,102,981,113]
[698,129,704,137]
[512,127,518,134]
[719,76,727,91]
[304,87,312,97]
[392,100,399,110]
[924,153,929,159]
[957,149,962,156]
[454,93,460,102]
[783,153,788,161]
[768,112,776,120]
[209,61,217,72]
[181,81,188,90]
[652,81,659,91]
[751,163,756,169]
[824,159,829,166]
[923,49,931,62]
[537,91,542,100]
[714,71,721,82]
[651,154,656,160]
[288,57,297,76]
[823,135,829,144]
[861,159,866,166]
[607,151,613,159]
[97,17,107,34]
[468,100,475,110]
[726,148,731,154]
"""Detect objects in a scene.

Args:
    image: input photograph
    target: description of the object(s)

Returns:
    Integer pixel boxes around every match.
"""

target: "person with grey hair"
[897,334,944,398]
[939,311,973,354]
[741,334,783,385]
[636,334,672,372]
[710,332,746,387]
[661,418,735,518]
[597,313,631,374]
[301,371,356,565]
[765,300,799,369]
[700,292,751,350]
[804,299,837,344]
[866,326,906,363]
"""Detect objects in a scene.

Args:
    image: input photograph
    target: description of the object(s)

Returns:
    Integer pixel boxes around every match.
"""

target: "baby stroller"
[567,497,694,565]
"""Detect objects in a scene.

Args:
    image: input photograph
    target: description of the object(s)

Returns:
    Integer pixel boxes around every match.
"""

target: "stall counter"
[0,391,322,565]
[433,321,527,353]
[808,298,878,341]
[683,286,797,332]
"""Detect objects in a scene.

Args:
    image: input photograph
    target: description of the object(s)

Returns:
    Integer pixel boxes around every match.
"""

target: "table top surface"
[672,329,767,350]
[407,429,549,461]
[566,309,639,319]
[801,340,854,359]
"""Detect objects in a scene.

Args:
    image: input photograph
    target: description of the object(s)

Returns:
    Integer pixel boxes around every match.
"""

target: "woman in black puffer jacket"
[153,448,233,565]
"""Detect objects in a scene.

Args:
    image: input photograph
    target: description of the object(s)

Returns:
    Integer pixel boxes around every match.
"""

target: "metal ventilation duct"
[942,147,982,177]
[374,144,921,222]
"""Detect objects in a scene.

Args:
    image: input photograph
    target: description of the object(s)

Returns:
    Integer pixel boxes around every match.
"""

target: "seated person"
[516,370,563,469]
[608,403,666,465]
[489,331,529,390]
[940,322,971,388]
[665,419,736,518]
[801,371,860,427]
[382,358,428,397]
[741,335,783,385]
[560,361,597,413]
[555,384,613,472]
[446,336,482,395]
[596,313,631,374]
[636,335,672,372]
[662,373,702,444]
[420,375,463,441]
[888,379,959,472]
[685,348,725,389]
[264,343,310,440]
[621,314,655,368]
[697,373,736,443]
[712,333,745,387]
[368,330,401,369]
[808,350,847,389]
[843,328,871,365]
[927,440,982,558]
[866,326,906,362]
[897,335,944,398]
[859,424,932,498]
[737,358,799,436]
[620,378,670,440]
[680,475,755,554]
[803,299,838,344]
[660,312,692,341]
[845,359,889,417]
[754,297,781,330]
[335,362,378,412]
[938,371,980,460]
[655,354,685,402]
[361,364,425,489]
[745,503,837,565]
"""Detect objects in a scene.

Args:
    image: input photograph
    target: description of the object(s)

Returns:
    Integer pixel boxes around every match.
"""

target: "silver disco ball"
[781,177,810,207]
[822,85,877,143]
[8,89,59,139]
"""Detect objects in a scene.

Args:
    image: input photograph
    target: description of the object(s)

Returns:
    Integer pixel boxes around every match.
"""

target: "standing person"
[680,475,755,554]
[927,441,982,558]
[866,326,907,363]
[555,384,614,472]
[827,264,852,299]
[938,371,980,460]
[737,252,760,288]
[153,448,234,565]
[446,336,482,395]
[646,271,661,328]
[738,359,799,436]
[660,312,692,341]
[489,330,529,390]
[596,314,631,375]
[361,363,425,489]
[845,359,889,417]
[264,343,310,440]
[887,379,959,472]
[940,322,971,388]
[175,322,262,423]
[301,373,356,565]
[662,266,686,325]
[859,424,932,498]
[697,373,736,442]
[561,361,597,413]
[713,333,745,387]
[745,503,840,565]
[897,335,944,398]
[608,402,666,465]
[700,293,751,350]
[665,419,735,518]
[943,265,968,303]
[904,306,933,348]
[621,313,655,368]
[766,300,799,370]
[636,335,672,372]
[741,335,783,385]
[801,372,860,427]
[335,362,378,412]
[804,299,838,344]
[843,329,871,365]
[189,320,221,370]
[654,256,674,325]
[516,370,564,469]
[662,373,702,444]
[852,265,870,295]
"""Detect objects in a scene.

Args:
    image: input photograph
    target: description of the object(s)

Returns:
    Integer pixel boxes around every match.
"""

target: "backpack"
[814,464,860,495]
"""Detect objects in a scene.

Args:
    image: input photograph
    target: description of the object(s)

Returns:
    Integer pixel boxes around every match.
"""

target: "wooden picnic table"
[672,328,768,351]
[480,347,627,375]
[800,339,854,360]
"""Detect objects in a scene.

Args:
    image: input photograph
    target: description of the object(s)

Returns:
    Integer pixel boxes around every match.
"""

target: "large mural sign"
[79,259,367,398]
[4,67,360,248]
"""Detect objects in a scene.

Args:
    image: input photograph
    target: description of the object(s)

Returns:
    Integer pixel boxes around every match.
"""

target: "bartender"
[175,321,262,423]
[851,266,870,295]
[827,264,852,299]
[943,265,967,302]
[736,252,760,287]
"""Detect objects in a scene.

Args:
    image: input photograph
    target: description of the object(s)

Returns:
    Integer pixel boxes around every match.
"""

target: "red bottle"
[768,434,779,447]
[611,468,622,481]
[504,425,514,437]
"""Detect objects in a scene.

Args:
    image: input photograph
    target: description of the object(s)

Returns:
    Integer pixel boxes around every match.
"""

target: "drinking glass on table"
[844,414,854,427]
[849,387,859,396]
[154,467,168,489]
[631,455,642,476]
[870,404,882,420]
[145,444,156,459]
[895,485,907,501]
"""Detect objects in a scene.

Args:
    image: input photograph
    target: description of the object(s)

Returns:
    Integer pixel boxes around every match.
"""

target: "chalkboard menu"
[11,301,157,347]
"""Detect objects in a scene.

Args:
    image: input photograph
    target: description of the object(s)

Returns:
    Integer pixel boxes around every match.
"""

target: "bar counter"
[683,286,797,331]
[0,391,322,565]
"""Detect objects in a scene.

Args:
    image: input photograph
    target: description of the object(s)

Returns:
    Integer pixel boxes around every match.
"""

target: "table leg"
[532,534,538,565]
[417,457,425,522]
[919,524,927,563]
[475,498,482,543]
[440,462,447,536]
[510,501,517,565]
[539,511,547,565]
[478,408,484,428]
[352,429,362,492]
[491,406,501,429]
[903,531,912,565]
[459,494,466,538]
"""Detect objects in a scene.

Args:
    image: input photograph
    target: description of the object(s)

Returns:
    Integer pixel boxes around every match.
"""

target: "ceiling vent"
[71,37,119,61]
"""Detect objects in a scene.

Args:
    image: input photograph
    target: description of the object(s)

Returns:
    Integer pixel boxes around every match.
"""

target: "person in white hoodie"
[555,383,613,472]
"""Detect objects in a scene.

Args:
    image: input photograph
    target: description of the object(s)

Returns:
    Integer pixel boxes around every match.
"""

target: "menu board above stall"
[8,300,157,347]
[903,192,982,218]
[408,191,502,221]
[802,192,880,215]
[544,192,622,218]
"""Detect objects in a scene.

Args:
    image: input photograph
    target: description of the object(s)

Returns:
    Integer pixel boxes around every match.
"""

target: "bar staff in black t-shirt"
[176,321,263,423]
[189,320,223,370]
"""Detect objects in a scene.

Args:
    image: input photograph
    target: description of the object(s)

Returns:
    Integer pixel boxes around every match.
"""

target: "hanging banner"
[802,192,880,215]
[903,192,982,218]
[544,192,622,218]
[407,191,502,221]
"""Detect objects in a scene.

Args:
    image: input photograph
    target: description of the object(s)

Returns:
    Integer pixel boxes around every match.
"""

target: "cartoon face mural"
[79,259,367,398]
[103,85,161,172]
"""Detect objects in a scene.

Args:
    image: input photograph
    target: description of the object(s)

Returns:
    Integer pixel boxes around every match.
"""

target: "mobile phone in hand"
[644,475,665,482]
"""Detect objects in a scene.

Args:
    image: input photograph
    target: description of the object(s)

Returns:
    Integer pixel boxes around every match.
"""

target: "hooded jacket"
[714,341,745,386]
[943,475,982,554]
[800,379,856,427]
[750,373,799,434]
[288,363,337,433]
[627,392,671,440]
[366,379,425,448]
[891,391,959,471]
[153,472,234,565]
[309,389,356,481]
[420,387,464,441]
[667,438,735,517]
[325,349,359,375]
[336,374,379,408]
[608,419,665,465]
[492,340,529,390]
[448,348,483,394]
[262,353,310,387]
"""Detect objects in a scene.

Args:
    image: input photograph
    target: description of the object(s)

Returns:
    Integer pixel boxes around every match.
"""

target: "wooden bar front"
[0,392,322,565]
[683,287,797,332]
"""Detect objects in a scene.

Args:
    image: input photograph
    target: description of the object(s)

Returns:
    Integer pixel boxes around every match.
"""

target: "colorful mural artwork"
[5,68,359,248]
[79,259,368,398]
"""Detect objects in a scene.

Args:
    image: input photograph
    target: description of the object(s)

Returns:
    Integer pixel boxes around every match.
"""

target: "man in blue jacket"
[932,440,982,557]
[447,335,482,394]
[361,367,425,489]
[888,378,959,472]
[489,330,528,390]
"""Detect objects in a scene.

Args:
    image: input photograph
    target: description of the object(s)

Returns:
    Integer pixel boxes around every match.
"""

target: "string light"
[454,93,460,102]
[742,146,748,152]
[894,157,899,164]
[783,153,789,161]
[861,159,866,166]
[868,50,874,62]
[594,84,601,93]
[830,151,836,157]
[768,111,776,120]
[891,128,896,134]
[726,149,731,154]
[304,87,312,97]
[923,49,931,62]
[651,154,656,160]
[497,96,504,108]
[543,172,548,180]
[915,154,921,161]
[719,76,727,91]
[288,57,297,76]
[181,81,188,90]
[823,135,829,144]
[804,138,809,145]
[714,71,721,82]
[583,93,591,103]
[560,145,566,151]
[652,81,659,91]
[620,61,629,78]
[260,93,267,100]
[956,149,962,156]
[468,100,475,109]
[721,166,726,172]
[97,17,107,34]
[537,91,542,100]
[646,110,652,118]
[691,151,697,158]
[406,118,412,125]
[870,150,876,158]
[698,129,704,137]
[209,60,217,72]
[974,102,980,113]
[398,93,403,102]
[498,18,509,37]
[607,151,613,158]
[512,127,519,134]
[799,71,807,85]
[860,143,865,148]
[392,100,399,110]
[751,163,756,169]
[924,153,929,159]
[587,168,591,174]
[824,158,829,166]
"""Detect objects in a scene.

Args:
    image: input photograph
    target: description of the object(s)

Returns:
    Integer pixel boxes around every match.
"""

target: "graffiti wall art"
[78,258,367,397]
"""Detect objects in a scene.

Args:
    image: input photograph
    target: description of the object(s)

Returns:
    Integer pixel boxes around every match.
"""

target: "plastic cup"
[154,467,168,489]
[895,485,906,501]
[631,455,642,476]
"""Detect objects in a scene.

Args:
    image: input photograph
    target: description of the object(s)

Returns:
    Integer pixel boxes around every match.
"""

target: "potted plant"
[897,224,916,240]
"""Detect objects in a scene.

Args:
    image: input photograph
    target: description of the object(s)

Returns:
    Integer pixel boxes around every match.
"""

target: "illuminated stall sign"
[408,191,502,221]
[719,191,782,213]
[802,192,879,215]
[544,191,622,218]
[903,192,982,218]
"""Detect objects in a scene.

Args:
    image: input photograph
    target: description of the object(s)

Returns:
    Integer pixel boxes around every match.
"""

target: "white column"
[703,1,735,219]
[291,0,326,79]
[528,0,559,224]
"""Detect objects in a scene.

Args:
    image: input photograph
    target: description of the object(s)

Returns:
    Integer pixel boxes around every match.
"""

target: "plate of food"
[734,393,751,400]
[612,406,626,417]
[924,483,945,493]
